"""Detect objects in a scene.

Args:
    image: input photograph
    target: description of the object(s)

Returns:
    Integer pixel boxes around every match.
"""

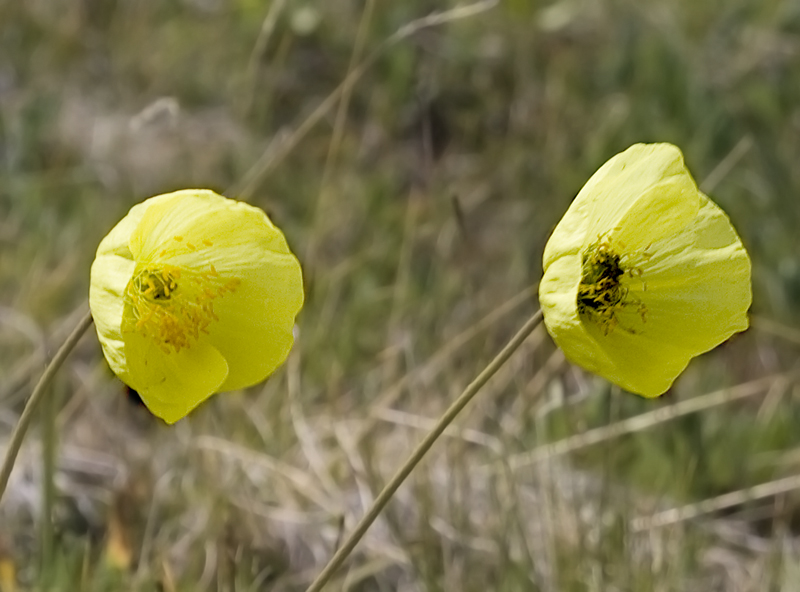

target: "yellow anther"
[203,239,213,247]
[174,235,183,242]
[186,243,196,251]
[127,264,239,354]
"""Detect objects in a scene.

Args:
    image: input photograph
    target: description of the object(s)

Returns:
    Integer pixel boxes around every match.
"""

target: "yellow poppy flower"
[539,143,752,396]
[89,189,304,423]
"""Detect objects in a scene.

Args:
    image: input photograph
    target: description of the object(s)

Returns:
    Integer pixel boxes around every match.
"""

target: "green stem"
[305,309,543,592]
[0,309,94,504]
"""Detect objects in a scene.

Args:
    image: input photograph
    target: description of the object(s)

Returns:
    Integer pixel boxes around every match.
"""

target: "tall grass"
[1,0,799,590]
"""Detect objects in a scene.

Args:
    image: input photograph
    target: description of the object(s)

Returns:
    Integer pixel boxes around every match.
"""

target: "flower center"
[126,263,240,353]
[577,239,646,335]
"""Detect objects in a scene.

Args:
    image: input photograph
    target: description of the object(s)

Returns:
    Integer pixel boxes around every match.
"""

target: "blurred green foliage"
[2,0,800,590]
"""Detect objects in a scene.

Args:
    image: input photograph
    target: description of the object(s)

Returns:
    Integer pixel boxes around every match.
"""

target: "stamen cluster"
[127,262,240,353]
[577,239,646,335]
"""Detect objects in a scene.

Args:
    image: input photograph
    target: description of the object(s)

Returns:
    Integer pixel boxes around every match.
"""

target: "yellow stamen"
[126,264,239,353]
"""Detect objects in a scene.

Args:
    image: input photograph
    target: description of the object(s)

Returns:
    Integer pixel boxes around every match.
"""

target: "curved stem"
[0,309,94,503]
[305,309,543,592]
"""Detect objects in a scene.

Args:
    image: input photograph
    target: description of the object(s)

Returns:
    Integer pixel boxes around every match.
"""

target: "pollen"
[126,263,239,353]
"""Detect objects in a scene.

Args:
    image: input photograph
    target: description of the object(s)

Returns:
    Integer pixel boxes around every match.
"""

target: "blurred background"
[1,0,800,590]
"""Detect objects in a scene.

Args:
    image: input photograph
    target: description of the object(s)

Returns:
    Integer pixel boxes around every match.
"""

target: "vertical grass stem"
[0,309,93,504]
[305,309,543,592]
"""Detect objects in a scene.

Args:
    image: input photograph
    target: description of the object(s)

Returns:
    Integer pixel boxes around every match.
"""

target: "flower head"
[89,189,304,423]
[539,143,751,396]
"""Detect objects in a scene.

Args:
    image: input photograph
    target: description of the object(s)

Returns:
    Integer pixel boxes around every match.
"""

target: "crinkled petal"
[95,199,156,259]
[583,319,697,395]
[89,253,135,376]
[542,192,592,271]
[626,193,752,354]
[609,173,699,253]
[544,144,692,269]
[121,324,229,424]
[89,199,159,382]
[129,189,293,263]
[208,251,302,390]
[581,144,692,244]
[539,253,612,370]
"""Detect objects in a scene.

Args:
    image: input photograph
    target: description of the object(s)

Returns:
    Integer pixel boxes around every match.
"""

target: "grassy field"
[2,0,800,590]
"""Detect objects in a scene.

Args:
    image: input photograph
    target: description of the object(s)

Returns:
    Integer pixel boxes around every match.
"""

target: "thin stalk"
[231,0,499,200]
[40,376,57,583]
[0,309,93,504]
[304,309,543,592]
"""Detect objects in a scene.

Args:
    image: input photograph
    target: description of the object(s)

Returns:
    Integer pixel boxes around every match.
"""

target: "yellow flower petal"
[208,253,301,391]
[89,189,304,422]
[609,172,700,253]
[578,144,693,244]
[123,326,229,424]
[539,254,611,368]
[583,319,696,395]
[626,196,751,351]
[539,143,752,396]
[88,252,133,375]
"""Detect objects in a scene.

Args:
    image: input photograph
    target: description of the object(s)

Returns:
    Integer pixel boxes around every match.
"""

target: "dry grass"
[2,0,800,590]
